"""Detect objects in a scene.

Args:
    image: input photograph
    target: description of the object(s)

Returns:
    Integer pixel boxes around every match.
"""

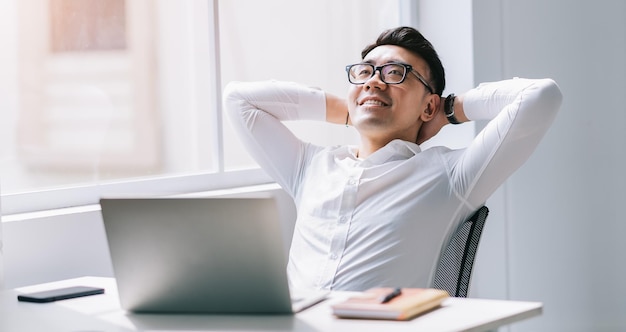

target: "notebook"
[99,196,327,314]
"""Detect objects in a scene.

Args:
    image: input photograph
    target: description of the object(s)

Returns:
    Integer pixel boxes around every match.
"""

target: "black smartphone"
[17,286,105,303]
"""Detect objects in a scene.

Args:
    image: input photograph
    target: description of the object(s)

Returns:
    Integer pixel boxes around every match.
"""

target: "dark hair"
[361,26,445,95]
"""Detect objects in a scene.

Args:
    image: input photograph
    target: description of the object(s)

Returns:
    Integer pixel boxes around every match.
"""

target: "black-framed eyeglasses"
[345,62,434,94]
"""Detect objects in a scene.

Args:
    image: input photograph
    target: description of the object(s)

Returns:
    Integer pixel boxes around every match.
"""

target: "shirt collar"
[342,139,421,166]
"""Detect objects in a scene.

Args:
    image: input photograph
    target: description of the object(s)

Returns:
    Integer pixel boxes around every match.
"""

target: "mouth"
[359,96,390,107]
[361,100,388,107]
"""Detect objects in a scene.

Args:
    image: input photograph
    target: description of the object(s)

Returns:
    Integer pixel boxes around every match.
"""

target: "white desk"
[1,277,541,332]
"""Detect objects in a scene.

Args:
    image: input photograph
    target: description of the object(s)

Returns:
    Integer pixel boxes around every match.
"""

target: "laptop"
[99,196,327,314]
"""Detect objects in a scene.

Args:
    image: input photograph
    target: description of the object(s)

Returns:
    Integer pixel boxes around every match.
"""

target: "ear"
[419,94,441,122]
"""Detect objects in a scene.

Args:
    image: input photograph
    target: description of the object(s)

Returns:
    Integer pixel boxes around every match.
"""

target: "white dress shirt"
[223,78,562,291]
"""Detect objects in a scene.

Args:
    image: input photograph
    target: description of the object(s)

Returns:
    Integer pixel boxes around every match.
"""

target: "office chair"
[432,206,489,297]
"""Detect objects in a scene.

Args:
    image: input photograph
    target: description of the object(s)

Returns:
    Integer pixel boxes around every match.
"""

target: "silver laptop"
[99,196,327,314]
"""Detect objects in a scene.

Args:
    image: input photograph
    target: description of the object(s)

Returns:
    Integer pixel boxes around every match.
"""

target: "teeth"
[362,100,386,106]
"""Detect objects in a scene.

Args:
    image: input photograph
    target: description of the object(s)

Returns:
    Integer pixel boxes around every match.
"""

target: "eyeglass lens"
[348,64,406,84]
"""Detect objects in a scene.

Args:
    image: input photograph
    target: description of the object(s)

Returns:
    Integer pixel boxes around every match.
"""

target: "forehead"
[363,45,429,74]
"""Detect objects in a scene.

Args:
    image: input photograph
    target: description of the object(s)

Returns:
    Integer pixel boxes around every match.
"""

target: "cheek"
[347,86,360,111]
[406,94,426,110]
[399,97,425,122]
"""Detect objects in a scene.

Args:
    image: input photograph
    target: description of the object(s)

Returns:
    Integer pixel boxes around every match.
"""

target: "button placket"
[321,168,362,288]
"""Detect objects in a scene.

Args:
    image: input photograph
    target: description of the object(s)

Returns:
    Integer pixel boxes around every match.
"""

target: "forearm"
[453,78,563,206]
[462,78,562,122]
[325,92,349,125]
[223,80,327,123]
[222,80,326,194]
[444,78,562,124]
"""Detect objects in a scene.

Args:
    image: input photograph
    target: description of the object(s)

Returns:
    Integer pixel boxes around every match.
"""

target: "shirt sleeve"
[222,80,326,196]
[449,78,563,208]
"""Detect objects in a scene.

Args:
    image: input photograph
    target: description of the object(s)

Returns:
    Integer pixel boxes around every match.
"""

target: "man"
[223,26,562,291]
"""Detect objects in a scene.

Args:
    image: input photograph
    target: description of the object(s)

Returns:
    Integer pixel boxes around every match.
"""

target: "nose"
[363,69,387,91]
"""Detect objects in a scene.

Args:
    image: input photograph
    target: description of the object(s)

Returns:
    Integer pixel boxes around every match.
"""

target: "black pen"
[379,287,402,304]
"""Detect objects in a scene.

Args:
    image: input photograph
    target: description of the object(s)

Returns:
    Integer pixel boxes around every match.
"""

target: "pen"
[379,287,402,303]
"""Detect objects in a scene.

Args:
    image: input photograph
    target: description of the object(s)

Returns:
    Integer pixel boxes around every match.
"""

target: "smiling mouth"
[360,99,389,107]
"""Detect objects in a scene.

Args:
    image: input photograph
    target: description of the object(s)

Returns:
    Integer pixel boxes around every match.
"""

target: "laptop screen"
[100,197,295,313]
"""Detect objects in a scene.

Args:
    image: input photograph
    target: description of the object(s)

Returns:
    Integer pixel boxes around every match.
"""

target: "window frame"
[1,0,425,217]
[1,169,273,216]
[0,0,267,216]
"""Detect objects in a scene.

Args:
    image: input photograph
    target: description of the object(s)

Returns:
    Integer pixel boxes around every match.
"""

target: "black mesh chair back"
[432,206,489,297]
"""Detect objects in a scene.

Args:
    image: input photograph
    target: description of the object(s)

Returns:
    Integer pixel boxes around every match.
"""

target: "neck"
[356,126,421,158]
[357,138,390,159]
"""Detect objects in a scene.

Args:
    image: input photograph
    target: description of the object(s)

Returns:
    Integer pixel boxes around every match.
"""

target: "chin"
[354,121,391,134]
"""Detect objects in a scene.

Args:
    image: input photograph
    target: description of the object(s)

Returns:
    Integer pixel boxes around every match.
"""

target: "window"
[0,0,404,215]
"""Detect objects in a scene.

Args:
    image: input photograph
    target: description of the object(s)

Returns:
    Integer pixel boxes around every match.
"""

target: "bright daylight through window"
[0,0,403,215]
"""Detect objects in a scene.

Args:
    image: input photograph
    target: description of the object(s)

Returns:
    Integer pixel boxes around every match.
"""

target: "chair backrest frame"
[432,206,489,297]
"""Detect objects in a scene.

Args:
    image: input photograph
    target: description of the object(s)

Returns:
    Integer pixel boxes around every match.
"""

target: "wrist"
[444,94,461,124]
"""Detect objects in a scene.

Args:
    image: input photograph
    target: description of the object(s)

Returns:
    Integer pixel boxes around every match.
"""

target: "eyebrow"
[361,59,409,66]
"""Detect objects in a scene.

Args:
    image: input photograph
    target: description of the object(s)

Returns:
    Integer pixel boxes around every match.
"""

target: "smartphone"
[17,286,105,303]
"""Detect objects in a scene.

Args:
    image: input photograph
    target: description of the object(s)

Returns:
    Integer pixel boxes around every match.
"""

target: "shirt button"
[339,216,347,223]
[329,254,338,260]
[347,178,357,185]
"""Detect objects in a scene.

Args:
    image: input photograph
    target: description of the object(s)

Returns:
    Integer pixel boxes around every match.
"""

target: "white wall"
[0,192,3,289]
[2,207,114,288]
[470,0,626,331]
[417,0,477,150]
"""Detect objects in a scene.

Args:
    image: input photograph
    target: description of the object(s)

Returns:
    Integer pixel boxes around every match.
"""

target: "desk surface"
[1,277,541,332]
